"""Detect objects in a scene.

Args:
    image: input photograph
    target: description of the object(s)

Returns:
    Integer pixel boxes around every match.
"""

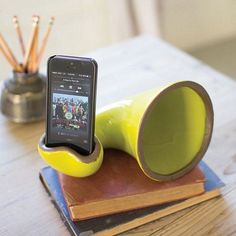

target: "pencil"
[37,17,54,68]
[0,45,17,68]
[0,32,22,72]
[1,15,54,73]
[23,15,40,72]
[12,15,25,56]
[31,27,39,73]
[28,16,39,73]
[27,31,37,73]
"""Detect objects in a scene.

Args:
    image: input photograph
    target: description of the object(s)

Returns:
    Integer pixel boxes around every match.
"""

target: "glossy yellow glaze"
[96,81,213,180]
[37,135,103,177]
[38,81,213,181]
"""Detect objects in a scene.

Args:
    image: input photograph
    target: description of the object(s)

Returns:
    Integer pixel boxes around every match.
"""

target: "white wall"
[161,0,236,49]
[1,0,236,79]
[0,0,135,79]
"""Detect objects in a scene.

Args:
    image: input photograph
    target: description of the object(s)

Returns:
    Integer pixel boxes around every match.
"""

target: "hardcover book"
[39,150,224,236]
[58,149,205,220]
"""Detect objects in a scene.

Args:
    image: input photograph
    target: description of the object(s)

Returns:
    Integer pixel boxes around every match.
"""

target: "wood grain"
[97,189,221,236]
[1,36,236,235]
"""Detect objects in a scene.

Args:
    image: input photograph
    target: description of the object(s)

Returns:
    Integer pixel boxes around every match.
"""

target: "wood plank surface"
[1,36,236,235]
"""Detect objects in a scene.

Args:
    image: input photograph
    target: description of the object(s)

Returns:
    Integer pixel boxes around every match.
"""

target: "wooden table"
[1,36,236,236]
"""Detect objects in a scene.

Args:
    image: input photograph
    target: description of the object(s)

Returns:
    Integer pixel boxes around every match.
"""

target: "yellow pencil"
[37,17,55,68]
[0,45,17,68]
[0,32,22,71]
[23,15,40,72]
[1,15,54,73]
[12,15,25,56]
[32,27,39,73]
[28,15,39,73]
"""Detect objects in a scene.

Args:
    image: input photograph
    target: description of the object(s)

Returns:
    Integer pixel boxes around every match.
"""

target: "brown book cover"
[40,160,224,235]
[58,149,205,220]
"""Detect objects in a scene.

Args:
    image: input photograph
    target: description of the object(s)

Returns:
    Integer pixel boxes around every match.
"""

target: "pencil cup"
[0,71,46,123]
[38,134,103,177]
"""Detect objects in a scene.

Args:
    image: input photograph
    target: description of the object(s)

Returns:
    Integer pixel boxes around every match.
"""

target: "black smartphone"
[45,55,97,155]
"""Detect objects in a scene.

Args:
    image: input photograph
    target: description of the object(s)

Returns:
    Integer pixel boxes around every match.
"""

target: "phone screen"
[46,56,97,154]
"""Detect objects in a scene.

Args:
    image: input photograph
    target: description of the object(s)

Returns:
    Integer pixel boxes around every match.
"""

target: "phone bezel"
[45,55,97,155]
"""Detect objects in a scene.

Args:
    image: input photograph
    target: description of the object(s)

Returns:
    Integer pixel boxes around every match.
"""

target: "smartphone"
[45,55,97,155]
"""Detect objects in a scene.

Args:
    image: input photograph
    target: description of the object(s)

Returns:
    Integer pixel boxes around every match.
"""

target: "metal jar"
[0,71,46,123]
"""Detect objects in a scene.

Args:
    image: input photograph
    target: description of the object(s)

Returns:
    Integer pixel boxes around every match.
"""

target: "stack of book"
[40,149,224,236]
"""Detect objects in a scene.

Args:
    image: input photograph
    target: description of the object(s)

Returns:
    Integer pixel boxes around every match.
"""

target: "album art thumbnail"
[52,93,88,131]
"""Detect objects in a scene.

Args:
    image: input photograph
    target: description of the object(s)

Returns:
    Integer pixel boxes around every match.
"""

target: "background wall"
[161,0,236,49]
[1,0,236,80]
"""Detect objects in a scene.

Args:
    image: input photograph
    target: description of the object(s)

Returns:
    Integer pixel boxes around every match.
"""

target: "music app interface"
[49,69,92,149]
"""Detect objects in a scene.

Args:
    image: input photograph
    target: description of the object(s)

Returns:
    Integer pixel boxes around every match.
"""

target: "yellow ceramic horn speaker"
[38,135,103,177]
[95,81,213,181]
[38,81,213,181]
